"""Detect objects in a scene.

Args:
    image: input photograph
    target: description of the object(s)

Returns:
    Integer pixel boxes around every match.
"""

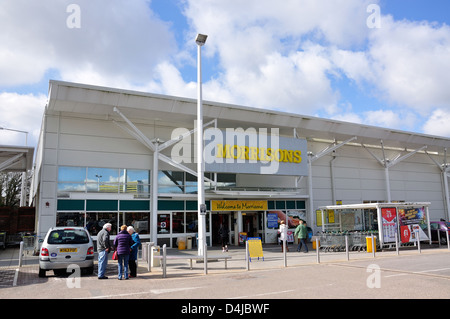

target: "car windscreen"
[48,229,89,245]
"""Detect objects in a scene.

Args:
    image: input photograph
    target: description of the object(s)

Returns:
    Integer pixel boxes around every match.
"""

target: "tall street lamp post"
[196,33,207,256]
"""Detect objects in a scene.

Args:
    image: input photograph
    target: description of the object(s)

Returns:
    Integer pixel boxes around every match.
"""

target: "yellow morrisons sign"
[211,200,268,211]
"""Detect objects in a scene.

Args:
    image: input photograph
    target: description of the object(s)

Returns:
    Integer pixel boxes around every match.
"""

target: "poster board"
[247,237,264,261]
[239,232,247,245]
[398,207,429,243]
[381,208,397,243]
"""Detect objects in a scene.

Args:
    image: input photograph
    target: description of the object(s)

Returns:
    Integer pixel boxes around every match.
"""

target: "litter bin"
[312,236,320,250]
[366,236,377,253]
[186,236,192,250]
[177,237,186,250]
[151,245,160,267]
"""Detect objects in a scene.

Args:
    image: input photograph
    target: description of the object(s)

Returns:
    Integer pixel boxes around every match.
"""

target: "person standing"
[114,225,133,280]
[219,224,229,252]
[295,220,309,253]
[127,226,141,278]
[279,220,289,252]
[97,223,112,279]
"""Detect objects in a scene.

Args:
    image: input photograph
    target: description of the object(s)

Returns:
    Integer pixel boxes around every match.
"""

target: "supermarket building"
[31,80,450,247]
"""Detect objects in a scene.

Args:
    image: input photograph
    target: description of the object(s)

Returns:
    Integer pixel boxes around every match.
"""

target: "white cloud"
[1,0,450,142]
[0,0,176,88]
[364,109,418,132]
[423,109,450,137]
[366,15,450,112]
[327,108,419,133]
[0,92,47,146]
[182,0,377,114]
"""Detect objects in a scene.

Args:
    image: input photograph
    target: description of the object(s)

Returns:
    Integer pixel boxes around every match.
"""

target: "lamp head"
[195,33,208,46]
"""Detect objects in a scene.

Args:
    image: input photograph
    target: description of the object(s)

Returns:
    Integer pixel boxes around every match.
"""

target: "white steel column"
[307,136,357,225]
[151,148,159,244]
[444,169,450,221]
[364,141,426,203]
[196,33,208,255]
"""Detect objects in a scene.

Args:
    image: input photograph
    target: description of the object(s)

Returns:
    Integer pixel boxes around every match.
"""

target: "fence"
[138,232,449,276]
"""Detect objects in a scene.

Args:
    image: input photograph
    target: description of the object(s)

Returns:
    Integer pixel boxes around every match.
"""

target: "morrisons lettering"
[216,144,302,163]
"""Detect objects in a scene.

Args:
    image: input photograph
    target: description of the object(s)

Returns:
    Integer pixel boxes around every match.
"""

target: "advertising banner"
[267,213,278,228]
[247,237,264,261]
[381,208,397,243]
[398,207,429,243]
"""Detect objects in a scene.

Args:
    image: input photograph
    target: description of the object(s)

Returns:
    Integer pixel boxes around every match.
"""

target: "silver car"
[39,227,94,277]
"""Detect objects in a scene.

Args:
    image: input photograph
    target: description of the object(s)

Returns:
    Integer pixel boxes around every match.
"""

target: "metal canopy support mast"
[307,136,357,226]
[362,141,427,203]
[426,148,450,221]
[0,153,25,172]
[112,107,216,244]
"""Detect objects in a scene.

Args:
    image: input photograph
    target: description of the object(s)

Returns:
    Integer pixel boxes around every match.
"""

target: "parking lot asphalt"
[1,242,450,300]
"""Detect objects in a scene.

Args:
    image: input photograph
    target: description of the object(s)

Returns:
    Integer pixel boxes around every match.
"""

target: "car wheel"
[38,268,47,278]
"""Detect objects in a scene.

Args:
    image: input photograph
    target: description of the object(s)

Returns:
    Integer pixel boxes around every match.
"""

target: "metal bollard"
[437,229,441,247]
[147,242,154,272]
[447,231,450,250]
[395,232,399,256]
[204,243,208,275]
[162,244,167,278]
[345,235,349,261]
[316,238,320,264]
[416,230,421,253]
[18,241,24,267]
[371,234,375,258]
[246,240,250,271]
[283,240,287,268]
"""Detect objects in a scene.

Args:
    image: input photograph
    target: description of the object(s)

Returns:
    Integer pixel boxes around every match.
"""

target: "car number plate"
[60,248,77,253]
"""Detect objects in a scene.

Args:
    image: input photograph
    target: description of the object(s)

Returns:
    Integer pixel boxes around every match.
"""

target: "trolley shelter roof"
[0,145,34,173]
[318,202,431,211]
[46,80,450,155]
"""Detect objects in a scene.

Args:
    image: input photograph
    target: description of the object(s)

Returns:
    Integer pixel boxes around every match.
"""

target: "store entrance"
[242,212,257,237]
[212,213,231,246]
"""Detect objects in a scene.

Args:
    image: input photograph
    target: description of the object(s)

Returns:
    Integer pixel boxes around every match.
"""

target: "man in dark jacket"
[97,223,112,279]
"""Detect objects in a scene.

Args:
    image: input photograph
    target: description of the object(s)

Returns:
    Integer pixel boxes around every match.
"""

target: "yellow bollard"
[366,236,377,253]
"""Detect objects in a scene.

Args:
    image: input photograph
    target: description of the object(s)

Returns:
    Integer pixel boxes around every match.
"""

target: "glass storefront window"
[157,214,170,234]
[172,212,184,233]
[57,167,86,195]
[58,166,86,182]
[186,212,198,232]
[124,212,150,234]
[57,183,86,193]
[185,173,197,194]
[158,171,184,193]
[57,166,150,196]
[56,212,85,227]
[86,212,118,236]
[87,167,120,193]
[120,169,150,194]
[216,173,236,188]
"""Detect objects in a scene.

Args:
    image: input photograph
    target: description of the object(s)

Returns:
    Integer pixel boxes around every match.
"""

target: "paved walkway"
[1,242,449,288]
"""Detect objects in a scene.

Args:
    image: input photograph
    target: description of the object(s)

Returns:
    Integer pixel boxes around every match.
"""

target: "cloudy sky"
[1,0,450,149]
